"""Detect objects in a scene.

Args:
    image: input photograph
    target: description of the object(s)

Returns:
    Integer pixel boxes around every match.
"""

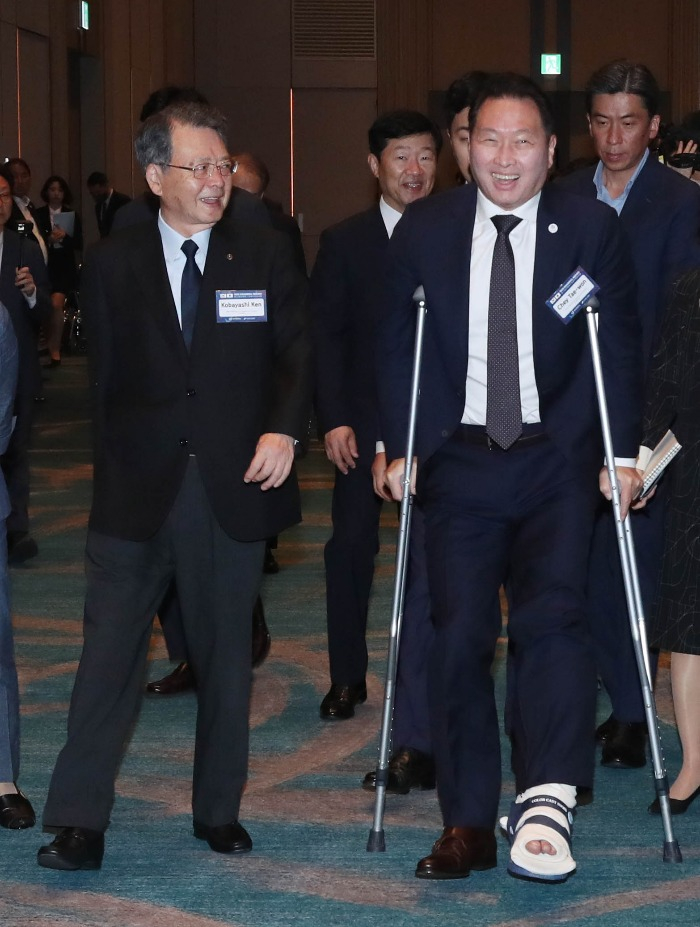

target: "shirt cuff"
[636,446,653,471]
[24,291,37,309]
[611,457,638,468]
[375,441,385,454]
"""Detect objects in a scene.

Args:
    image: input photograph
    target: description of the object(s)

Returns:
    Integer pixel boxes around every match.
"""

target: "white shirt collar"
[475,189,541,224]
[158,211,212,261]
[379,196,404,238]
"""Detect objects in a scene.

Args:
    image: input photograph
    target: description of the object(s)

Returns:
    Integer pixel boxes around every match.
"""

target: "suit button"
[179,438,188,447]
[441,429,449,438]
[187,388,196,397]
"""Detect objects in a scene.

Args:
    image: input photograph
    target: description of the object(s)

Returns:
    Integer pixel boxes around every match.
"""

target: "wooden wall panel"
[570,0,669,89]
[195,0,293,209]
[669,0,700,119]
[16,0,49,35]
[0,21,19,160]
[377,0,431,112]
[17,29,52,187]
[430,0,531,91]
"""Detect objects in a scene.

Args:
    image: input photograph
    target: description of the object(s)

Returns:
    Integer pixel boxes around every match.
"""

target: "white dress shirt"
[158,213,211,326]
[462,190,541,426]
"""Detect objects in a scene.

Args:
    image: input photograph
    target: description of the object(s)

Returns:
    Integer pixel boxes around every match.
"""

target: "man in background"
[560,60,700,770]
[231,152,307,275]
[86,172,131,238]
[311,110,441,753]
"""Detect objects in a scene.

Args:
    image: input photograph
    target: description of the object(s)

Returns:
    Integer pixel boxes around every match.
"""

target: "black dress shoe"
[7,532,38,566]
[415,826,497,879]
[0,788,35,829]
[362,747,435,794]
[251,596,271,668]
[319,682,367,720]
[649,783,700,815]
[601,720,647,768]
[146,661,196,695]
[193,819,252,854]
[595,712,618,744]
[37,827,104,870]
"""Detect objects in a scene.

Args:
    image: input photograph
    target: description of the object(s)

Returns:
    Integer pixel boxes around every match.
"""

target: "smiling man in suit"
[38,101,311,870]
[378,73,642,883]
[311,111,441,764]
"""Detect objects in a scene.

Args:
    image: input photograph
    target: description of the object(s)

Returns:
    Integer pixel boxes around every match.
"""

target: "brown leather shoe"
[415,826,497,880]
[146,661,196,695]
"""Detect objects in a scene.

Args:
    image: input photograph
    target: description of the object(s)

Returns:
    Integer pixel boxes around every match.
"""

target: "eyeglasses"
[162,160,236,180]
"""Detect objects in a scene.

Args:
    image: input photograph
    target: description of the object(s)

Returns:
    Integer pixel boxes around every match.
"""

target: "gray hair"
[134,101,229,171]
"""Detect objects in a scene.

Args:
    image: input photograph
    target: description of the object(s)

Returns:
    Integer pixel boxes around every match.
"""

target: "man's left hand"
[244,433,295,490]
[599,465,643,519]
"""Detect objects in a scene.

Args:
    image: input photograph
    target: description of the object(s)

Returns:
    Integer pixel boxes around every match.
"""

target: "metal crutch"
[585,297,682,863]
[367,286,427,852]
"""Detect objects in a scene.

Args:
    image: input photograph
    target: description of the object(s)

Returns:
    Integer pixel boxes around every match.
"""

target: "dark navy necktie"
[180,239,202,351]
[486,214,523,450]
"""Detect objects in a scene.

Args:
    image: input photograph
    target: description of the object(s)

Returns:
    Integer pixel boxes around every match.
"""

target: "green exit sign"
[80,2,90,30]
[541,54,561,76]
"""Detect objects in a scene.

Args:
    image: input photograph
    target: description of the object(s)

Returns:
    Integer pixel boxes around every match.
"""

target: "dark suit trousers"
[420,432,598,828]
[324,461,382,684]
[43,458,263,832]
[587,487,665,721]
[1,393,34,535]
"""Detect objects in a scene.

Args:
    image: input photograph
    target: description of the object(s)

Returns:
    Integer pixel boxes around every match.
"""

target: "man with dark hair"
[444,70,489,181]
[378,73,642,882]
[560,60,700,770]
[37,101,311,870]
[86,172,131,237]
[311,109,440,744]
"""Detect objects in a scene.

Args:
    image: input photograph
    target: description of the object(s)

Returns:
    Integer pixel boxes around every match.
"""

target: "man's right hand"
[385,456,417,502]
[324,426,358,474]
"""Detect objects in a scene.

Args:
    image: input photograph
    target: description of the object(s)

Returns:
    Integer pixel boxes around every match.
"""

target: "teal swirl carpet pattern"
[0,359,697,926]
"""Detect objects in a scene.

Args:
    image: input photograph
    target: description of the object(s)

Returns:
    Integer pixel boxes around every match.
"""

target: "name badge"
[546,268,599,324]
[216,290,267,323]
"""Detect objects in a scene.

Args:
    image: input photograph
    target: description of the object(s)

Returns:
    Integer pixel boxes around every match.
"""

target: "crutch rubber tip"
[367,830,386,852]
[663,840,683,864]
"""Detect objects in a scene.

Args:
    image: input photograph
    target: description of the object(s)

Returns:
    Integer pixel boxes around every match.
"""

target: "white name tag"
[216,289,267,323]
[546,268,599,324]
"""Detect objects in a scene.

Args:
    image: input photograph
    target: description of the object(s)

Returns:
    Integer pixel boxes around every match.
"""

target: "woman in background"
[36,175,82,366]
[642,267,700,814]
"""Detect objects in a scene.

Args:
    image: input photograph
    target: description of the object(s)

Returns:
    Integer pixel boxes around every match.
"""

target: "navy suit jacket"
[310,206,389,460]
[559,156,700,372]
[377,182,642,477]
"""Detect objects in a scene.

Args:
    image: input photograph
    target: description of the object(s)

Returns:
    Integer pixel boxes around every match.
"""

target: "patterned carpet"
[0,358,697,927]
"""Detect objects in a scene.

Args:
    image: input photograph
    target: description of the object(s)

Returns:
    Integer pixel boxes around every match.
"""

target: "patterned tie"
[180,239,202,351]
[486,214,523,450]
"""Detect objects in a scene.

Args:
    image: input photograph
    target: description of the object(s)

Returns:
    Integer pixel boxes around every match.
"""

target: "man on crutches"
[377,73,643,883]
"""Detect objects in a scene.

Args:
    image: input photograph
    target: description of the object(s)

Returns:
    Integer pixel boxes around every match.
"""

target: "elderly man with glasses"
[37,102,311,871]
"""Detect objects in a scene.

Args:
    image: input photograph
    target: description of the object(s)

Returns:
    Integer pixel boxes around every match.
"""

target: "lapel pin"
[226,253,233,261]
[548,223,558,234]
